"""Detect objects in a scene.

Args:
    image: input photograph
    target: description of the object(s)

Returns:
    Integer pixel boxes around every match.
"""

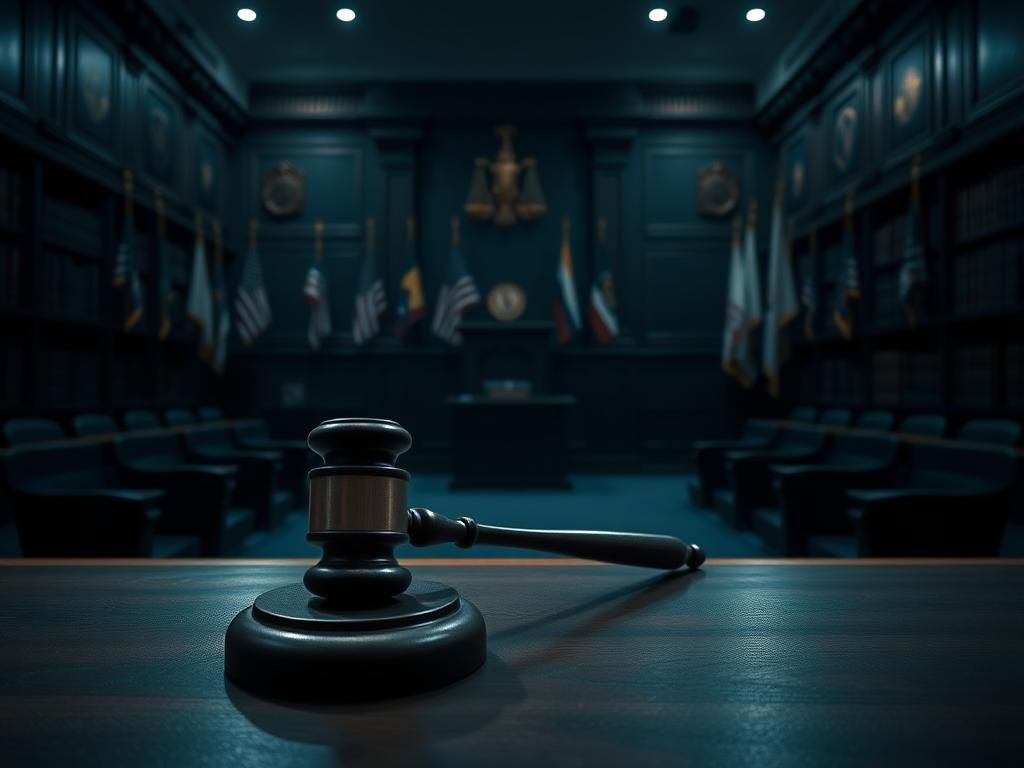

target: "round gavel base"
[225,580,486,701]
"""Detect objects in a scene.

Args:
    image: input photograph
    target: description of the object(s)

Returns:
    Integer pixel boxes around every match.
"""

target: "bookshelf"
[0,133,234,421]
[789,133,1024,418]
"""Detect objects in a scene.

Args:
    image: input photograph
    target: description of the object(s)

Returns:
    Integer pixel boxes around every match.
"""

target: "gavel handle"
[407,508,705,570]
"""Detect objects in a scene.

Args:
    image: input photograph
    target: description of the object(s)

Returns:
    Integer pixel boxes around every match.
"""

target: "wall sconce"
[464,124,547,227]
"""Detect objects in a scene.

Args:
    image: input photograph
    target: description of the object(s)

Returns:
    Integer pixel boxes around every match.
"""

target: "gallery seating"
[956,419,1022,447]
[164,408,197,427]
[756,432,901,555]
[714,410,853,528]
[689,419,779,507]
[855,410,895,431]
[809,443,1019,557]
[72,414,120,437]
[198,406,225,421]
[232,419,313,500]
[898,414,947,438]
[0,441,198,557]
[113,432,250,555]
[2,418,64,447]
[789,407,817,423]
[123,410,162,430]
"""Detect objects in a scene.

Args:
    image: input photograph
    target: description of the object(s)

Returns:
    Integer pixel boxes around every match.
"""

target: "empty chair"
[899,414,947,438]
[114,432,251,556]
[198,406,225,422]
[72,414,120,438]
[856,410,894,431]
[3,418,63,447]
[688,419,780,507]
[0,442,198,557]
[789,407,817,423]
[818,409,853,428]
[164,409,196,428]
[717,425,829,528]
[123,410,162,431]
[957,419,1022,447]
[182,425,293,529]
[810,443,1019,557]
[758,433,901,555]
[233,419,314,500]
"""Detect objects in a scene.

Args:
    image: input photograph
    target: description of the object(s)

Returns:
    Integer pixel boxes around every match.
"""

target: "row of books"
[38,342,101,407]
[952,237,1023,316]
[43,248,102,321]
[0,166,22,231]
[41,197,104,259]
[953,346,996,407]
[870,349,941,406]
[820,357,864,403]
[0,243,20,308]
[874,213,909,267]
[955,160,1024,241]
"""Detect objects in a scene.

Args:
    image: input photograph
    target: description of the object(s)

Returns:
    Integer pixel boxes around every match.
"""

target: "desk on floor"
[1,559,1022,766]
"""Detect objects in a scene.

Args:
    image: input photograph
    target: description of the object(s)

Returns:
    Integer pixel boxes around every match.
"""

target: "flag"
[832,192,859,339]
[395,216,425,340]
[900,159,927,326]
[763,183,800,398]
[185,212,214,360]
[235,220,272,346]
[154,190,174,339]
[113,170,144,331]
[305,220,331,351]
[210,223,230,375]
[721,208,762,387]
[554,217,581,344]
[801,267,817,341]
[432,216,480,346]
[587,217,619,343]
[352,218,386,346]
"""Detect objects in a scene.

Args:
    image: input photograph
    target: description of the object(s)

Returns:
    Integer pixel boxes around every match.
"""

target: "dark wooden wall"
[764,0,1024,427]
[230,91,763,468]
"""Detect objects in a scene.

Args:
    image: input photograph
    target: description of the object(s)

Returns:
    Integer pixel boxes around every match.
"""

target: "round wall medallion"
[262,161,306,218]
[486,282,527,322]
[697,161,739,218]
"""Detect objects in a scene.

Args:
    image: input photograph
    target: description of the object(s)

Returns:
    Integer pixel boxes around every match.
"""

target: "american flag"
[304,264,332,351]
[432,219,480,345]
[235,237,272,346]
[352,250,386,346]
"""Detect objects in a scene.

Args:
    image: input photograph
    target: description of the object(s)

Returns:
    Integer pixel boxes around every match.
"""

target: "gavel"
[225,418,705,700]
[305,418,704,604]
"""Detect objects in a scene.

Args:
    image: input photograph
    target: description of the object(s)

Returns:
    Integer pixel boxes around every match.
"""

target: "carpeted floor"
[235,474,776,560]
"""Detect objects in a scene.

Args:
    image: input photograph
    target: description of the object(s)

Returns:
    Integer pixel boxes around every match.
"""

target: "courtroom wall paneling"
[967,0,1024,122]
[0,0,26,113]
[64,9,122,167]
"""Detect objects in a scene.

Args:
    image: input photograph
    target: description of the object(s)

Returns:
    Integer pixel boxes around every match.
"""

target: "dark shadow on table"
[226,651,524,767]
[493,569,706,669]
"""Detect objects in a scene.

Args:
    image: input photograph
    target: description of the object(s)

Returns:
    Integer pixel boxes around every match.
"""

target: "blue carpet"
[234,474,775,560]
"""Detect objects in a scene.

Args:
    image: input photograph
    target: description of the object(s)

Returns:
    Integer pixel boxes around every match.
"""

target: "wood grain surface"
[1,561,1023,766]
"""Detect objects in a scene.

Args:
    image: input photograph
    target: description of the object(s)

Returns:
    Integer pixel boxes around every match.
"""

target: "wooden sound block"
[225,579,486,701]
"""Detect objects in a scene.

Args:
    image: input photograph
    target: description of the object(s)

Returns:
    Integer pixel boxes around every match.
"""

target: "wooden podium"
[447,322,574,488]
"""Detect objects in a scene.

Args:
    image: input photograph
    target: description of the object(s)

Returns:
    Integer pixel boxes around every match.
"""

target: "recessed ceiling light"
[236,8,257,22]
[648,8,669,23]
[746,8,766,22]
[336,8,356,22]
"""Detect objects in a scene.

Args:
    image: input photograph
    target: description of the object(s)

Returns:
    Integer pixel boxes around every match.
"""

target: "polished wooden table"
[1,559,1023,766]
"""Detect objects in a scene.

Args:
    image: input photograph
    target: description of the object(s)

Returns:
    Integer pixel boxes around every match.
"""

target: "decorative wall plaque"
[696,161,739,217]
[262,161,306,218]
[893,66,923,125]
[486,282,527,322]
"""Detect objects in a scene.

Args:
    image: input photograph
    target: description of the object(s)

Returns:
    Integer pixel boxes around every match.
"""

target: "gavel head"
[304,418,413,606]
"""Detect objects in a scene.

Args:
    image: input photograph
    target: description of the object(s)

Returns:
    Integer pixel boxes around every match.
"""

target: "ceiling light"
[746,8,766,22]
[648,8,669,22]
[236,8,256,22]
[336,8,356,22]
